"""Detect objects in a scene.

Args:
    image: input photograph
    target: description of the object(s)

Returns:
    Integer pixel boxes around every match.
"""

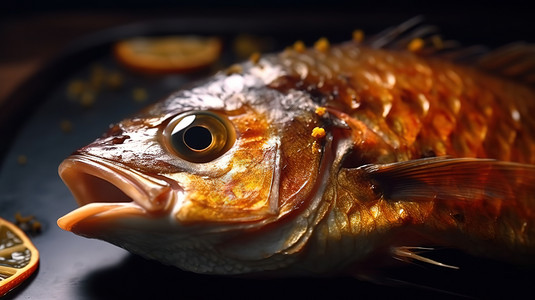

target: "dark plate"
[1,14,534,299]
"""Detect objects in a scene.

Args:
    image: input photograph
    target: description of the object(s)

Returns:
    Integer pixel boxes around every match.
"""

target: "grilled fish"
[58,19,535,278]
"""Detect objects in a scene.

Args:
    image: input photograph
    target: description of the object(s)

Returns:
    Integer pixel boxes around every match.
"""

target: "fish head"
[58,64,328,273]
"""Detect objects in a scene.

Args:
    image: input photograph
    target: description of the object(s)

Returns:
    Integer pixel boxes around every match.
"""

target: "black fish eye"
[164,111,235,163]
[183,126,213,151]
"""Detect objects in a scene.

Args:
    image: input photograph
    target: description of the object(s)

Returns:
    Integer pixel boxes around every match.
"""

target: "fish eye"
[164,111,236,163]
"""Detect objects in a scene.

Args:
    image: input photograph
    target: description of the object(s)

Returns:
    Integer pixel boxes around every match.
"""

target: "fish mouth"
[57,154,173,233]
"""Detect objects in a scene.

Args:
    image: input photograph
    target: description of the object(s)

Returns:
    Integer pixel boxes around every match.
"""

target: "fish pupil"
[183,126,212,151]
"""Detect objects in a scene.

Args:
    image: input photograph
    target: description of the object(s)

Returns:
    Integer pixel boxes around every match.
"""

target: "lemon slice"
[0,218,39,297]
[114,36,222,74]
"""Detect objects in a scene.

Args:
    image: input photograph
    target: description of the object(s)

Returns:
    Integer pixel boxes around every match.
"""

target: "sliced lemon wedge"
[114,36,222,74]
[0,217,39,297]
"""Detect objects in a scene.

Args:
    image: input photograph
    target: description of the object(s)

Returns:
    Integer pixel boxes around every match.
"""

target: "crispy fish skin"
[270,41,535,272]
[58,27,535,277]
[274,44,535,163]
[271,41,535,271]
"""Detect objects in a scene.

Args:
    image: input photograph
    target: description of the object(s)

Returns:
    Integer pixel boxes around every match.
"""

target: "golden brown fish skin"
[73,106,324,224]
[273,43,535,164]
[59,72,331,273]
[328,163,535,269]
[265,42,535,270]
[58,37,535,275]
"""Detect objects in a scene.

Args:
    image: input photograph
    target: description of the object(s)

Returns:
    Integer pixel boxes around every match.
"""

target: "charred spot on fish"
[164,111,235,163]
[370,181,385,197]
[306,86,328,105]
[340,149,377,168]
[452,212,465,223]
[111,135,130,145]
[267,75,302,93]
[421,149,437,158]
[273,76,333,105]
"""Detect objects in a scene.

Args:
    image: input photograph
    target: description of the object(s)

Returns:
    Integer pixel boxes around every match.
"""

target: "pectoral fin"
[361,157,535,210]
[340,157,535,267]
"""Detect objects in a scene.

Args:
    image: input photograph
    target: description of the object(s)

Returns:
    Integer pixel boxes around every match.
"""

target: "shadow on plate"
[78,251,535,299]
[78,253,506,299]
[78,254,450,300]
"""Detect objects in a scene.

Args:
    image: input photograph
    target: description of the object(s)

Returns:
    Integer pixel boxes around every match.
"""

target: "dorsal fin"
[367,16,428,49]
[366,16,460,55]
[476,42,535,85]
[365,17,535,87]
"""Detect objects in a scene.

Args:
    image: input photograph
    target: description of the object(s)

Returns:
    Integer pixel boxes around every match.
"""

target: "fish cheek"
[177,149,277,223]
[278,116,323,214]
[175,112,277,223]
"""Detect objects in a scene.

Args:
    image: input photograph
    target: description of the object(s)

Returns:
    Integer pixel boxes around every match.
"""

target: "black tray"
[1,14,534,299]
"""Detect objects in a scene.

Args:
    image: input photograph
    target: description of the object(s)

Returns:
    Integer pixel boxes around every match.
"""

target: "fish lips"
[57,154,174,234]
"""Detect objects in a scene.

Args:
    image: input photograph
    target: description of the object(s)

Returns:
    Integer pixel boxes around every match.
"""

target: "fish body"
[58,23,535,277]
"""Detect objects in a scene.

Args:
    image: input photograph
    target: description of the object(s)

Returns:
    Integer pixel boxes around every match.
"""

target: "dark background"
[1,1,535,299]
[2,0,534,104]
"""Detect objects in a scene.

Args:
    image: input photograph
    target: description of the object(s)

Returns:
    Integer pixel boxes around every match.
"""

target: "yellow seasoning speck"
[66,80,86,100]
[17,155,27,165]
[408,38,425,52]
[293,40,306,53]
[80,92,96,107]
[311,127,326,139]
[311,141,318,153]
[15,212,34,224]
[315,106,326,117]
[314,37,330,53]
[90,64,106,91]
[431,35,444,50]
[352,30,364,43]
[249,52,261,64]
[106,71,123,90]
[60,120,73,133]
[132,88,148,103]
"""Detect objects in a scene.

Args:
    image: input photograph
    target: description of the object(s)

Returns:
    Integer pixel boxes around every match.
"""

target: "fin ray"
[392,246,459,269]
[368,16,426,49]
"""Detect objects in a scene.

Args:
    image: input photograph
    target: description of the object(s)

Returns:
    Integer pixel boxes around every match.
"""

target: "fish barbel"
[58,20,535,278]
